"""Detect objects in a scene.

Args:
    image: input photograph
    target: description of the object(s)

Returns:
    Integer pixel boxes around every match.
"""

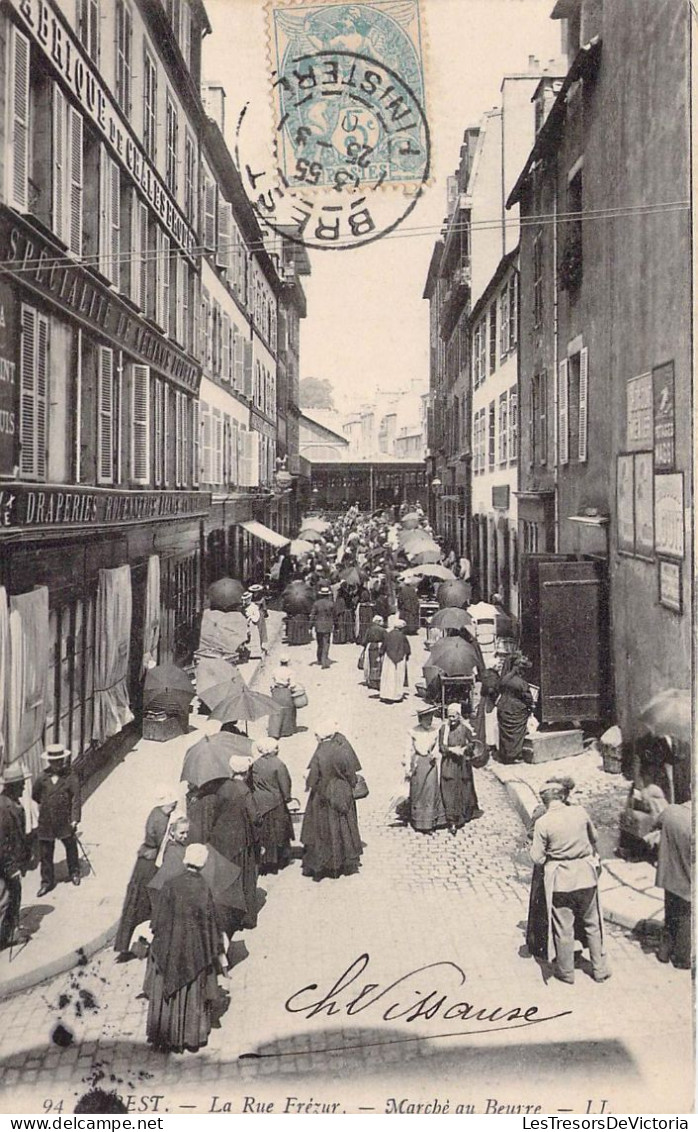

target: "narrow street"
[0,625,691,1115]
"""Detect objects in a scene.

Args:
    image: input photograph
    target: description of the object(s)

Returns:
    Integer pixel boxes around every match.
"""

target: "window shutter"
[157,230,170,332]
[204,175,216,250]
[180,0,191,66]
[35,312,48,480]
[97,345,114,484]
[249,430,260,487]
[131,364,150,483]
[52,84,67,243]
[221,312,231,382]
[99,150,120,282]
[153,377,162,487]
[162,382,170,486]
[191,399,199,486]
[231,418,239,485]
[109,158,120,284]
[509,273,518,348]
[9,28,30,212]
[243,340,253,398]
[213,409,222,485]
[176,257,186,343]
[136,200,148,310]
[528,381,535,469]
[218,200,232,270]
[19,305,45,480]
[558,358,569,466]
[67,106,84,256]
[201,404,212,483]
[578,347,588,463]
[233,327,244,390]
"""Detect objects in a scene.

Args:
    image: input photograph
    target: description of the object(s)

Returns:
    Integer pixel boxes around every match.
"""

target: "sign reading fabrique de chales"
[8,0,196,261]
[0,485,209,530]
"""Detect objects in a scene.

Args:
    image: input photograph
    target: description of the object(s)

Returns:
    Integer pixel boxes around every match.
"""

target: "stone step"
[523,728,585,763]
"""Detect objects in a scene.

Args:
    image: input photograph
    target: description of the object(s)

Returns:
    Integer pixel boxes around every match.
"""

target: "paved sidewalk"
[489,754,665,932]
[0,612,285,1001]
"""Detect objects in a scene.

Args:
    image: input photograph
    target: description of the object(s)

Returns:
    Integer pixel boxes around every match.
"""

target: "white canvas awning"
[239,521,290,550]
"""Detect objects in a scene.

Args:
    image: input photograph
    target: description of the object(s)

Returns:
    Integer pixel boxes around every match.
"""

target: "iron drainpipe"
[552,172,560,553]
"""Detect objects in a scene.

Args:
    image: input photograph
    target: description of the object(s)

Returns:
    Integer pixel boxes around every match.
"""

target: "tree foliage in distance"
[299,377,336,410]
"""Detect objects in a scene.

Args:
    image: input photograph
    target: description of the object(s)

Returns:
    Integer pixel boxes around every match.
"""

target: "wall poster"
[616,454,635,554]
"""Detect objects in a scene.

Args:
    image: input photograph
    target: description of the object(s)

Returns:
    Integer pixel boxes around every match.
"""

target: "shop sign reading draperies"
[142,555,161,672]
[92,565,134,745]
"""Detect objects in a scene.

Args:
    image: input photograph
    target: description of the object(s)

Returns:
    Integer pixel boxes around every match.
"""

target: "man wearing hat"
[32,745,82,896]
[0,763,29,949]
[309,585,335,669]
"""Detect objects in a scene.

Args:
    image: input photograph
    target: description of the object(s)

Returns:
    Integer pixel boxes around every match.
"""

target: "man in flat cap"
[0,763,29,949]
[32,745,82,896]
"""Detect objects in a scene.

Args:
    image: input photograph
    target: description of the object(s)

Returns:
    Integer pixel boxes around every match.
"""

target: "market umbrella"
[181,732,253,787]
[282,580,313,614]
[196,657,244,700]
[426,636,482,677]
[638,689,691,744]
[143,664,195,715]
[207,577,245,612]
[437,579,472,609]
[340,566,364,587]
[429,607,475,632]
[301,517,331,533]
[148,844,246,914]
[298,528,324,543]
[206,683,277,723]
[398,528,430,546]
[406,546,441,565]
[400,564,456,582]
[290,538,314,557]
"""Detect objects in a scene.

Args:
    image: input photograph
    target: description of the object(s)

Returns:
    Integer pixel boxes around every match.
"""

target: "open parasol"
[181,732,253,787]
[290,539,314,557]
[301,517,331,533]
[406,545,441,565]
[143,664,195,716]
[437,579,472,609]
[208,577,245,611]
[196,657,244,703]
[206,683,277,723]
[429,607,475,632]
[426,635,482,676]
[400,515,421,530]
[298,528,324,544]
[148,844,246,913]
[282,580,313,614]
[340,566,364,587]
[400,564,455,582]
[638,689,691,744]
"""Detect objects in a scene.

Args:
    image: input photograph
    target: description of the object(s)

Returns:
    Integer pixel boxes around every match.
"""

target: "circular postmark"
[236,50,430,251]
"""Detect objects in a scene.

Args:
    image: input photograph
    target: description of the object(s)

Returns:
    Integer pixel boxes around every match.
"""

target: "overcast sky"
[203,0,562,413]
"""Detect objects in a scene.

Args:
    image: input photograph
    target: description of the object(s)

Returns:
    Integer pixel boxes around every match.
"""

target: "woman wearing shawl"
[332,585,356,644]
[252,739,294,874]
[267,670,297,739]
[439,703,483,834]
[397,581,420,636]
[187,778,229,845]
[354,587,375,646]
[147,815,190,918]
[144,844,225,1053]
[208,755,260,932]
[361,616,386,689]
[114,796,177,960]
[379,618,411,703]
[301,721,363,881]
[404,706,446,833]
[496,652,534,763]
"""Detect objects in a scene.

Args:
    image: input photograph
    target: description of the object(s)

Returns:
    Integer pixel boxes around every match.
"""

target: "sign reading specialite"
[626,372,653,451]
[654,473,684,559]
[653,361,675,471]
[0,281,18,476]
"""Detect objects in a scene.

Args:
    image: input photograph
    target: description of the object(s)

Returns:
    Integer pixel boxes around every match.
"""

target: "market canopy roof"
[238,520,290,549]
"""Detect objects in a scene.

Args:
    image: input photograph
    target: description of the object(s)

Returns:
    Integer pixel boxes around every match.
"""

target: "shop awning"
[239,520,290,549]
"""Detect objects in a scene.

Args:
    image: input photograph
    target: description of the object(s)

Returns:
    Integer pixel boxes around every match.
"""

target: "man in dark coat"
[438,703,483,834]
[0,763,28,949]
[310,586,335,669]
[647,800,692,969]
[32,745,81,896]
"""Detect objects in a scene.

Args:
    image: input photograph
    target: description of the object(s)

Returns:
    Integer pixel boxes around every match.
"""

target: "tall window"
[97,345,115,484]
[115,0,133,115]
[499,284,509,361]
[131,364,150,484]
[498,392,508,464]
[143,49,157,161]
[531,371,548,467]
[165,93,178,196]
[508,387,518,463]
[99,150,120,285]
[184,132,196,223]
[19,305,49,481]
[78,0,100,63]
[508,273,518,349]
[488,303,497,374]
[488,401,496,470]
[8,27,31,212]
[51,84,84,256]
[533,230,543,327]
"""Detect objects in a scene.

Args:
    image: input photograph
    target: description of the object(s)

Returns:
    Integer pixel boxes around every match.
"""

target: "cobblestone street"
[0,628,692,1115]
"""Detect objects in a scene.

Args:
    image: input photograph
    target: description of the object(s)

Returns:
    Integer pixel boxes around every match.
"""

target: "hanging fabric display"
[8,586,49,783]
[92,565,134,745]
[142,555,161,673]
[0,585,9,773]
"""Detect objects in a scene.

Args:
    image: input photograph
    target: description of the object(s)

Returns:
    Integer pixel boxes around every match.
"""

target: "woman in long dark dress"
[301,722,363,880]
[187,778,229,844]
[114,797,177,959]
[473,668,501,756]
[362,616,386,689]
[496,653,534,764]
[252,739,294,874]
[267,672,297,739]
[354,587,374,646]
[144,844,225,1053]
[439,703,482,834]
[333,586,356,645]
[397,582,420,636]
[208,755,260,932]
[404,706,446,833]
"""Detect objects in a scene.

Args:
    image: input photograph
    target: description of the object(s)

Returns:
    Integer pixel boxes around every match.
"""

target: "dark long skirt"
[227,845,259,931]
[301,794,363,878]
[356,604,374,646]
[286,614,311,645]
[409,759,446,832]
[259,803,294,873]
[440,758,479,828]
[144,952,218,1053]
[526,864,589,961]
[399,606,420,635]
[333,610,355,644]
[365,642,382,689]
[114,857,157,954]
[497,693,529,763]
[268,687,297,739]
